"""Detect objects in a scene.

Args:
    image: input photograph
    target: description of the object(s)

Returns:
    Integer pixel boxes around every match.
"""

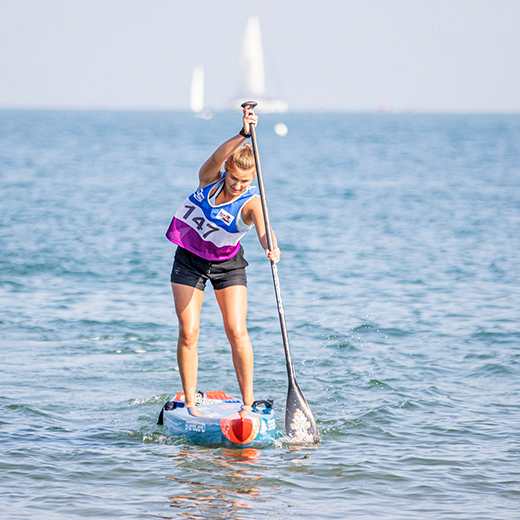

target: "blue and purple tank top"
[166,173,260,261]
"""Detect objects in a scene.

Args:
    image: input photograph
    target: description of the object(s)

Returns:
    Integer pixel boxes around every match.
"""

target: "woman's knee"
[225,324,250,347]
[178,323,200,346]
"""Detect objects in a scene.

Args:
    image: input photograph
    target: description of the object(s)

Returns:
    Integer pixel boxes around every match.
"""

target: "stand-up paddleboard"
[158,391,277,447]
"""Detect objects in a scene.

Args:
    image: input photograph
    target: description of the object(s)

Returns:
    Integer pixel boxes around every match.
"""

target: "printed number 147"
[183,205,219,238]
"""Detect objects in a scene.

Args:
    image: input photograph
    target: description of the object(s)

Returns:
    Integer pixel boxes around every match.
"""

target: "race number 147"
[183,205,219,238]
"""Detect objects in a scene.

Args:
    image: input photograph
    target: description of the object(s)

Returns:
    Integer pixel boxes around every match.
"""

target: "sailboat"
[190,65,212,119]
[230,16,288,113]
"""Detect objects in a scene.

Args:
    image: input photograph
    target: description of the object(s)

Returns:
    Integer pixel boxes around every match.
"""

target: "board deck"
[158,391,277,447]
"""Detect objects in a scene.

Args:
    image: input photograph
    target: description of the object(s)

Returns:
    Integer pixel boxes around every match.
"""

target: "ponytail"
[225,143,256,173]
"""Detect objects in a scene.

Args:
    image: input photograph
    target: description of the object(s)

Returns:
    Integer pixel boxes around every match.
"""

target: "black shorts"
[170,246,249,291]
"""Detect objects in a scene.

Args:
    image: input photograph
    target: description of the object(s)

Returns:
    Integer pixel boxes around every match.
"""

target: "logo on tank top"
[193,188,204,202]
[216,208,234,225]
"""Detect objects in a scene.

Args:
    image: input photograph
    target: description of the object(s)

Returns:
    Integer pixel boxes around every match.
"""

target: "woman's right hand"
[266,247,281,264]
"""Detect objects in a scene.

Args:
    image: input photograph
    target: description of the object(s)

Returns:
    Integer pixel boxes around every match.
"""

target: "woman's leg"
[214,285,254,407]
[171,283,205,408]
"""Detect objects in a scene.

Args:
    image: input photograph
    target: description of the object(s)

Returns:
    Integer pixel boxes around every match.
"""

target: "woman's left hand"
[266,247,281,263]
[243,105,258,135]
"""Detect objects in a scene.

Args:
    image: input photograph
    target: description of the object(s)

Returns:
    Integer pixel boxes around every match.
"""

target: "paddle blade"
[285,379,320,444]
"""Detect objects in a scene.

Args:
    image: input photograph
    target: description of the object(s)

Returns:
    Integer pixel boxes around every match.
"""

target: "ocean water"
[1,110,519,519]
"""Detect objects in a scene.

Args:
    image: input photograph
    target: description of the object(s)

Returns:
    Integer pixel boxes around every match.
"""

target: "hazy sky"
[1,0,519,112]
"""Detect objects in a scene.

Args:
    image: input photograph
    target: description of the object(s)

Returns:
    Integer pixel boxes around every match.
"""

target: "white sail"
[190,65,204,114]
[241,16,266,98]
[231,16,288,113]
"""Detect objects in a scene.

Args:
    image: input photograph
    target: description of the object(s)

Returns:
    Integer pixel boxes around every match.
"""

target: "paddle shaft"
[249,123,296,383]
[244,102,319,443]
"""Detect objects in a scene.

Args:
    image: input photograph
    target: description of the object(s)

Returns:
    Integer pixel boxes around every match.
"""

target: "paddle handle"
[242,102,296,381]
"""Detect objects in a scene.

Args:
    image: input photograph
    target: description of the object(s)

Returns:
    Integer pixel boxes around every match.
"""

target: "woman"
[165,105,280,411]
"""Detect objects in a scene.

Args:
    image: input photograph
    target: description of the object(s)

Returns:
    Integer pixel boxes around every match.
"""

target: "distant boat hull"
[194,109,213,120]
[230,97,288,114]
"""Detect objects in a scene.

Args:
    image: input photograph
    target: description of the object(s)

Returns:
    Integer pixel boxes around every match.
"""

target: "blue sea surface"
[1,110,519,519]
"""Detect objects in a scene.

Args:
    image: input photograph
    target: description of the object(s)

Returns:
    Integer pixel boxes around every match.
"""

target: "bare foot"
[187,406,205,417]
[238,404,252,417]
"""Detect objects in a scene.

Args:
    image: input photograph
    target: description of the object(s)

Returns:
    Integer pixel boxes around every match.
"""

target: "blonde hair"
[225,143,256,173]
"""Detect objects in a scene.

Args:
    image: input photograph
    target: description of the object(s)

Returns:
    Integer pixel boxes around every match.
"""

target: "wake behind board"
[158,391,277,447]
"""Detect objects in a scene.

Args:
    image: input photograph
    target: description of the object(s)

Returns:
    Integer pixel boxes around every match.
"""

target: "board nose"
[232,416,254,442]
[221,415,260,444]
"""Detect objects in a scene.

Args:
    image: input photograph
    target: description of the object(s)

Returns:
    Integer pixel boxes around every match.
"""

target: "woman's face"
[225,165,256,197]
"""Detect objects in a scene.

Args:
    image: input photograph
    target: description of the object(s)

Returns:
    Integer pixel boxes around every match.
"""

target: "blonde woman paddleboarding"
[165,104,280,411]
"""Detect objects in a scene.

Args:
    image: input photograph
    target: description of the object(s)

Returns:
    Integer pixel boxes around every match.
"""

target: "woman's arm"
[198,134,246,188]
[243,197,281,263]
[197,107,258,188]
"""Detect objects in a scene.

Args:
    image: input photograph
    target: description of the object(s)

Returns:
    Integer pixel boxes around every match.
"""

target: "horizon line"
[1,106,519,115]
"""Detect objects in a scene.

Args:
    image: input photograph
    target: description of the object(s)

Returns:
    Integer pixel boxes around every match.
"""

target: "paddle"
[242,101,320,444]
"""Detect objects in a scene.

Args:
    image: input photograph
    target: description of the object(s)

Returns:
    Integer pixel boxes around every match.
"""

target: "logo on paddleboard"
[185,422,205,433]
[216,208,234,225]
